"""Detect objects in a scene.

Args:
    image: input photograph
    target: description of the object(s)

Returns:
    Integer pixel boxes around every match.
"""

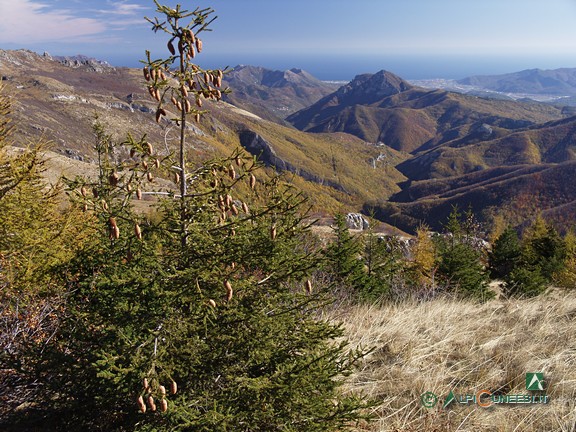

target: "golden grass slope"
[330,291,576,431]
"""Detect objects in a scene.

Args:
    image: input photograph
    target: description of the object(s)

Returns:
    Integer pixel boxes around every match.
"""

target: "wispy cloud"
[107,1,148,16]
[0,0,106,44]
[96,1,150,31]
[0,0,150,45]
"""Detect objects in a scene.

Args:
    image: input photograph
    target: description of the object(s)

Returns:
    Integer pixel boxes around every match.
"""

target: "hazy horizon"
[2,0,576,81]
[43,50,576,82]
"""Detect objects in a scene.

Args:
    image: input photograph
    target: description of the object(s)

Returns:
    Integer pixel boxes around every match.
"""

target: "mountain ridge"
[221,64,339,122]
[2,48,576,233]
[287,70,566,153]
[457,67,576,96]
[0,49,405,220]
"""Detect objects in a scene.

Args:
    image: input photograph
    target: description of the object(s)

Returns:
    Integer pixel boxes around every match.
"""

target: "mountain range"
[1,48,575,233]
[457,68,576,96]
[221,65,339,123]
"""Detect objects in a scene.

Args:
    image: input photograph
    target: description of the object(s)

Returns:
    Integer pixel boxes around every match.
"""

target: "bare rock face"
[54,55,115,73]
[239,130,286,170]
[345,213,370,230]
[476,123,494,139]
[238,130,347,192]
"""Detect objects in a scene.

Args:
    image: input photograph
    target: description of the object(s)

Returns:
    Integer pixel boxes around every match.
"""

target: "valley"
[2,48,576,233]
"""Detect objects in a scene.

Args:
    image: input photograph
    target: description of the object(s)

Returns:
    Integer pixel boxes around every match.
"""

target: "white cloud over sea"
[0,0,147,44]
[0,0,104,43]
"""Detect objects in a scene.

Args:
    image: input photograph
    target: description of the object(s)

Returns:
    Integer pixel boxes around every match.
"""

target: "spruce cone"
[148,395,157,412]
[167,40,176,56]
[137,395,146,413]
[111,225,120,240]
[187,29,195,44]
[134,223,142,240]
[108,217,118,229]
[160,398,168,412]
[225,280,233,301]
[108,172,119,187]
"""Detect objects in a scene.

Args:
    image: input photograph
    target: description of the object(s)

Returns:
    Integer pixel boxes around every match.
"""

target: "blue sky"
[1,0,576,80]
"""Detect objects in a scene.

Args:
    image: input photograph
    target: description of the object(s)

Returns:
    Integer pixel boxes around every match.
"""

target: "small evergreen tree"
[489,226,521,279]
[523,221,566,281]
[555,230,576,289]
[324,213,368,293]
[436,207,491,299]
[362,230,405,301]
[18,3,371,431]
[503,215,567,296]
[0,84,94,423]
[504,265,548,297]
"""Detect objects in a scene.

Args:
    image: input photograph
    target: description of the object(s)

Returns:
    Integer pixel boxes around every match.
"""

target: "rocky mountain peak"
[222,65,339,119]
[53,55,115,73]
[228,65,323,88]
[336,70,412,103]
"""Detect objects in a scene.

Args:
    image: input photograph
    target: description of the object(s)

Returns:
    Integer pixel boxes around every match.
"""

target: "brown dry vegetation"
[330,290,576,432]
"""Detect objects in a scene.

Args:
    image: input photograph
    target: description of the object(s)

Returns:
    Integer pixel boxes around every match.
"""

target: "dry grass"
[329,290,576,431]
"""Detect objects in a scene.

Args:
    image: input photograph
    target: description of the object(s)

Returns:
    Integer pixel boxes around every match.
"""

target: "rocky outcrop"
[345,213,370,230]
[54,55,115,73]
[239,130,286,170]
[239,130,347,193]
[475,123,493,139]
